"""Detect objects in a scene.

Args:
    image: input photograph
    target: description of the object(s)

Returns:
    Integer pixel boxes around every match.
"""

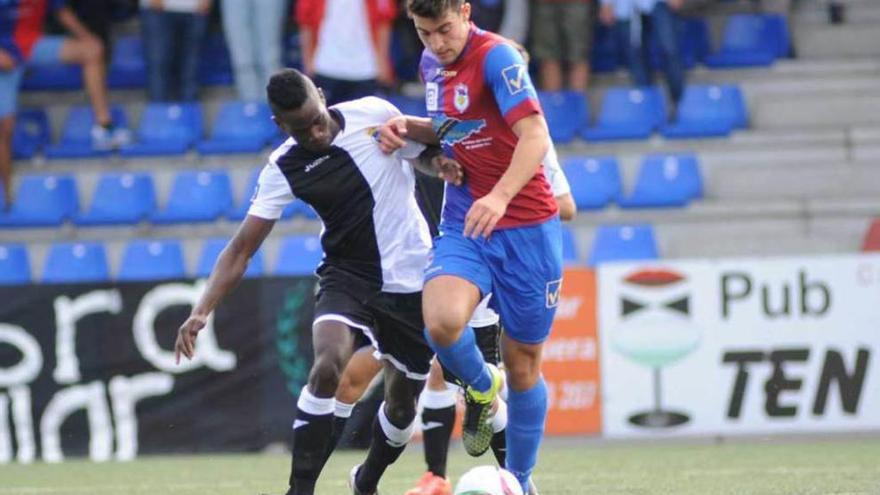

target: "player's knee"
[504,357,541,392]
[384,398,416,428]
[424,314,467,347]
[308,355,345,395]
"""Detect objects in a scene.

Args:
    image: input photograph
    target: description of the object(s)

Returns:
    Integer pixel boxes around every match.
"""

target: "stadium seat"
[45,106,129,159]
[120,103,203,156]
[561,156,621,210]
[75,172,156,226]
[0,244,31,285]
[862,218,880,252]
[705,14,789,68]
[196,238,264,278]
[21,62,81,91]
[561,226,580,265]
[583,87,666,141]
[118,239,186,281]
[538,91,589,144]
[0,174,79,227]
[199,33,234,86]
[107,36,147,88]
[588,224,659,266]
[43,242,110,283]
[619,154,702,208]
[197,101,276,154]
[662,84,747,139]
[275,235,324,276]
[13,108,50,159]
[152,170,233,224]
[386,94,428,118]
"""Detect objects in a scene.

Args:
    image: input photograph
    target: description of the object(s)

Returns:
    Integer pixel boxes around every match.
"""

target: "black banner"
[0,277,316,463]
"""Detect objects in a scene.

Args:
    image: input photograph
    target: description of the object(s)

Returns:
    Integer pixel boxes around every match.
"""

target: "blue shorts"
[425,218,564,344]
[0,36,65,118]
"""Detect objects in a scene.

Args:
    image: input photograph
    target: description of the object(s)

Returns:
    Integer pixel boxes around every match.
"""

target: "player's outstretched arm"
[377,115,439,154]
[410,146,464,186]
[464,114,550,238]
[175,215,275,363]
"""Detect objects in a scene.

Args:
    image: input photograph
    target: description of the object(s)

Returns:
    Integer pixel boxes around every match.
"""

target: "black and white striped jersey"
[248,97,432,294]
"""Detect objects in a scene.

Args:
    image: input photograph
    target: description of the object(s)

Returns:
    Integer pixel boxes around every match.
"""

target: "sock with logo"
[490,398,508,466]
[355,402,415,493]
[506,378,548,493]
[426,326,493,393]
[286,386,335,495]
[420,386,457,477]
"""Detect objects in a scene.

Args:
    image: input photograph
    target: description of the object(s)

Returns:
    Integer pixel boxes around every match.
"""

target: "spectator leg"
[222,0,259,101]
[58,35,111,125]
[142,9,172,101]
[254,0,285,95]
[179,12,207,102]
[651,2,685,105]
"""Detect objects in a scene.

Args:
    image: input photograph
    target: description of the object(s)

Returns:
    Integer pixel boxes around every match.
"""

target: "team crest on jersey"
[453,84,469,113]
[501,63,530,95]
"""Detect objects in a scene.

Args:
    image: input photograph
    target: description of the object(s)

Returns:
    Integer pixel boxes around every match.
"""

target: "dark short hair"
[266,69,311,113]
[407,0,463,19]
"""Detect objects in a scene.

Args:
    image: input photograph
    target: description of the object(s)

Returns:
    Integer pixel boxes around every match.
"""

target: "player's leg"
[487,219,563,492]
[352,362,425,494]
[286,318,356,495]
[470,300,509,466]
[331,344,383,450]
[419,360,456,478]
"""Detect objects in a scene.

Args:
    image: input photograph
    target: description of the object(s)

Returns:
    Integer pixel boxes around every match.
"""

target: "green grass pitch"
[2,437,878,494]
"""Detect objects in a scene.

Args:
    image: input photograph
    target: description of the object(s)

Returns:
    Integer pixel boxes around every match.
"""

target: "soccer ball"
[454,465,524,495]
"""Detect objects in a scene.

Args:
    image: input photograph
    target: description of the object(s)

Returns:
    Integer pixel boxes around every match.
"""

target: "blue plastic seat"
[197,101,276,154]
[583,87,666,141]
[619,154,702,208]
[45,106,129,159]
[0,244,31,285]
[0,174,78,227]
[275,235,324,276]
[118,239,186,281]
[561,226,580,265]
[107,36,146,88]
[43,242,109,283]
[152,170,233,224]
[21,63,81,91]
[561,156,621,210]
[120,103,203,157]
[662,84,747,139]
[386,94,428,118]
[198,34,233,86]
[588,224,659,266]
[75,172,156,226]
[538,91,589,144]
[196,238,264,278]
[705,14,789,68]
[13,108,50,159]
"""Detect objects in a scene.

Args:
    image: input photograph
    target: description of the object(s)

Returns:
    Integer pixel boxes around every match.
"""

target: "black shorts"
[314,267,432,380]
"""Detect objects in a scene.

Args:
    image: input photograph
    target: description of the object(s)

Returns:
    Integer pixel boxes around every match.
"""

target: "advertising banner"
[0,278,316,463]
[598,254,880,437]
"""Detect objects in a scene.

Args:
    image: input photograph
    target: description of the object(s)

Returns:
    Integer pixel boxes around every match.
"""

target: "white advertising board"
[598,254,880,437]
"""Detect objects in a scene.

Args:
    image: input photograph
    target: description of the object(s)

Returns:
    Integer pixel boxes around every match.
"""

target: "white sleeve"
[397,139,428,160]
[247,163,295,220]
[543,144,571,197]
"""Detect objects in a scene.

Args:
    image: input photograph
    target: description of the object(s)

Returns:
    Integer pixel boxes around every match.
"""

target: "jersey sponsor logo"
[432,116,486,146]
[546,278,563,308]
[453,83,469,113]
[501,63,529,95]
[426,82,439,112]
[433,68,458,78]
[305,155,330,173]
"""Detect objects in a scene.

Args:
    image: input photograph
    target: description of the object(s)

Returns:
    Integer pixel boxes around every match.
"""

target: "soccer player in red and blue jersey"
[377,0,562,492]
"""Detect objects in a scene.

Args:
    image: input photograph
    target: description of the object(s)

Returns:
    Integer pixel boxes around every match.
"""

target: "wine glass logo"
[611,268,702,428]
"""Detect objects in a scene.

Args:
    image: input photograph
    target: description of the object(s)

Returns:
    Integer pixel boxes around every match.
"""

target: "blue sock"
[425,326,492,392]
[505,377,547,492]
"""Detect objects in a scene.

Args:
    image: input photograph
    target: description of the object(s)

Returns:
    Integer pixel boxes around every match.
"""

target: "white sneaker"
[91,125,115,150]
[111,127,132,148]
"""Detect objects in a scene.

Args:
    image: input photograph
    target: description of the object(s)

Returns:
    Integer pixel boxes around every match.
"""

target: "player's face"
[277,89,335,152]
[412,3,472,65]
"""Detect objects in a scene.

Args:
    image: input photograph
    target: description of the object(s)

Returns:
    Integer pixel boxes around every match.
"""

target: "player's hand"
[599,4,616,25]
[377,117,408,154]
[431,155,463,186]
[0,49,16,71]
[175,314,208,364]
[464,191,509,239]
